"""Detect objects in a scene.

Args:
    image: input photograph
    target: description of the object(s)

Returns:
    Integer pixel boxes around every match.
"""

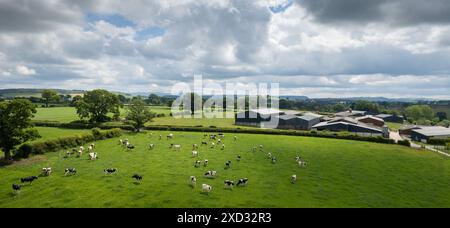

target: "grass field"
[33,106,173,123]
[32,127,91,142]
[386,122,403,131]
[1,130,449,208]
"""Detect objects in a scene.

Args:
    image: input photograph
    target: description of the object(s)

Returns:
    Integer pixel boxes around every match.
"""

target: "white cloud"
[15,65,36,75]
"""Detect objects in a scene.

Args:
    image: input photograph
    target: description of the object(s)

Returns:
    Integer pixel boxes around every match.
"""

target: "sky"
[0,0,450,98]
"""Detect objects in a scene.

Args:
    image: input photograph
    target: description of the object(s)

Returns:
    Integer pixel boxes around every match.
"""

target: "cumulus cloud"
[0,0,449,98]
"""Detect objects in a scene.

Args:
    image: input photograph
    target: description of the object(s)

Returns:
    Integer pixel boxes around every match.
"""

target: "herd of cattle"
[10,132,308,195]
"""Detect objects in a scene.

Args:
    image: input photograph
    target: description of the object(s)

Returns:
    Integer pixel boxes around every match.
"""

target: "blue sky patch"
[269,0,294,13]
[85,12,136,27]
[136,26,165,40]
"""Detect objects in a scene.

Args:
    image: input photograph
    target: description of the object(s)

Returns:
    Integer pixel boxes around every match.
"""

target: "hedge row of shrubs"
[427,138,450,146]
[142,125,397,145]
[14,128,122,159]
[32,120,134,131]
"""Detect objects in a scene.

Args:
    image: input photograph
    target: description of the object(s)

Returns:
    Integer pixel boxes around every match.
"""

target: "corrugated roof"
[312,121,383,133]
[335,110,366,117]
[277,114,299,120]
[412,126,450,137]
[355,115,384,122]
[250,108,284,115]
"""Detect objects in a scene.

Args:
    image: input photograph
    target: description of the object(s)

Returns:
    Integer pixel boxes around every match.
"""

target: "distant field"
[1,131,449,208]
[33,106,172,123]
[386,122,403,131]
[32,127,91,142]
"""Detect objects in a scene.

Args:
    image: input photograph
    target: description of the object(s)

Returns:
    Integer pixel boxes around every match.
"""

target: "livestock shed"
[335,109,367,118]
[410,126,450,143]
[235,109,285,128]
[375,114,404,123]
[399,125,422,136]
[355,115,385,127]
[275,113,322,130]
[313,117,389,138]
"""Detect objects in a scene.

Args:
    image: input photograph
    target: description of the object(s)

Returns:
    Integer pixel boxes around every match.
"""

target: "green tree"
[0,99,40,161]
[41,89,58,107]
[351,100,380,113]
[147,93,161,105]
[74,89,120,122]
[404,105,434,123]
[118,94,128,104]
[126,97,155,132]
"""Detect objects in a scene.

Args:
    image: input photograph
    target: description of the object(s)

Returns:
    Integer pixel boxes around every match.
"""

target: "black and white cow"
[64,168,77,176]
[271,156,277,164]
[291,175,297,183]
[42,167,52,176]
[12,184,21,193]
[224,160,231,169]
[202,184,212,193]
[236,178,248,187]
[104,168,117,175]
[190,176,197,186]
[149,144,155,150]
[132,174,143,182]
[203,159,209,167]
[194,160,201,168]
[21,176,38,185]
[236,155,241,162]
[201,141,208,146]
[204,170,217,178]
[223,180,234,189]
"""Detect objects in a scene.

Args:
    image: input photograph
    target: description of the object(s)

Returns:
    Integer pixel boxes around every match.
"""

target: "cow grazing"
[77,149,83,158]
[190,176,197,186]
[203,133,208,139]
[295,155,301,162]
[210,142,216,149]
[104,168,117,175]
[218,139,222,143]
[203,159,209,167]
[259,144,264,151]
[21,176,38,185]
[210,135,216,140]
[291,175,297,183]
[298,160,307,168]
[64,168,77,176]
[170,144,181,151]
[42,167,52,176]
[221,144,225,150]
[148,144,155,150]
[267,152,272,159]
[132,174,143,182]
[167,133,174,139]
[192,144,199,150]
[88,144,94,152]
[236,155,241,162]
[224,160,231,169]
[236,178,248,187]
[233,136,237,141]
[89,152,98,160]
[223,180,234,190]
[12,184,21,193]
[202,184,212,193]
[252,146,257,152]
[271,156,277,164]
[192,151,198,157]
[201,141,208,146]
[204,170,217,178]
[126,144,135,151]
[194,160,201,168]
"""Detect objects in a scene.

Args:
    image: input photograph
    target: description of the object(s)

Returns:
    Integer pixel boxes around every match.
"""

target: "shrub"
[427,138,450,145]
[397,139,411,147]
[13,128,122,159]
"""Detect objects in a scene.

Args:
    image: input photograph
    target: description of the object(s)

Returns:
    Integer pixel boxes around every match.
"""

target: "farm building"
[399,125,422,136]
[312,117,390,138]
[410,126,450,142]
[235,109,285,127]
[275,112,322,130]
[355,115,385,127]
[335,109,367,118]
[375,114,404,123]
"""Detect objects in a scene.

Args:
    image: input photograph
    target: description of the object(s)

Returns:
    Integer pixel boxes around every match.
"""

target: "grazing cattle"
[218,139,222,143]
[236,178,248,187]
[64,168,77,176]
[170,144,181,151]
[291,175,297,183]
[126,144,135,151]
[148,144,155,150]
[233,136,237,141]
[203,159,209,167]
[202,184,212,193]
[192,144,199,150]
[219,133,225,139]
[12,184,21,193]
[298,160,307,168]
[267,152,272,159]
[167,133,174,139]
[236,155,241,162]
[203,133,208,139]
[132,174,143,182]
[223,180,234,189]
[225,161,231,169]
[77,149,83,157]
[210,135,216,140]
[192,150,198,157]
[295,155,301,162]
[79,146,84,152]
[88,143,95,152]
[204,170,217,178]
[271,156,277,164]
[210,142,216,149]
[89,152,98,160]
[201,141,208,146]
[104,168,117,175]
[221,144,225,150]
[190,176,197,186]
[21,176,38,185]
[252,146,257,152]
[65,150,75,158]
[194,160,201,168]
[259,145,264,151]
[42,167,52,176]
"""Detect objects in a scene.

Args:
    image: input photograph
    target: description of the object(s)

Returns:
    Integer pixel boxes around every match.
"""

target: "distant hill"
[0,88,86,98]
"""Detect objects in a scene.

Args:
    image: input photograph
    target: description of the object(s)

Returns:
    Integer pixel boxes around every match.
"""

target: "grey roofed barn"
[410,126,450,142]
